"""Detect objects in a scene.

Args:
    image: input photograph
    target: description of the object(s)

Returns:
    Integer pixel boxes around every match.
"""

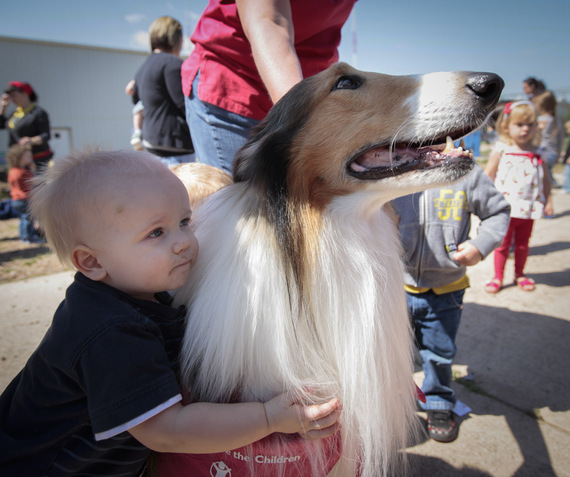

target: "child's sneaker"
[426,410,459,443]
[130,130,142,146]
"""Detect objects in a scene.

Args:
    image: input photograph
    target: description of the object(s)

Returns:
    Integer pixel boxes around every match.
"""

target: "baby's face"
[85,170,198,301]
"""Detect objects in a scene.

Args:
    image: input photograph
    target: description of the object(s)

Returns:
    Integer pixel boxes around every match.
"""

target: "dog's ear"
[233,75,321,187]
[72,246,107,281]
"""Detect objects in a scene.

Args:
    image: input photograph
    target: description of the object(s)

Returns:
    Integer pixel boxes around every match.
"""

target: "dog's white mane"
[174,185,415,476]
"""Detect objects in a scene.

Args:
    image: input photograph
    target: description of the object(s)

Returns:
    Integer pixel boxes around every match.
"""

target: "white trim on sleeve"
[94,394,182,441]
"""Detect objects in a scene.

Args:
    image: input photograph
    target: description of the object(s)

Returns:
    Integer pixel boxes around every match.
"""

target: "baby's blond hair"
[170,162,232,209]
[170,162,233,210]
[29,148,170,268]
[6,144,31,169]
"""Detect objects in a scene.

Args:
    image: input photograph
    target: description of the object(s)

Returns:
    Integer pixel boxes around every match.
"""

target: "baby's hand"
[263,392,342,440]
[452,242,482,266]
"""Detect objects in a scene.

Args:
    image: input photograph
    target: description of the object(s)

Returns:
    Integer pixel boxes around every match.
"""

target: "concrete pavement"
[1,190,569,477]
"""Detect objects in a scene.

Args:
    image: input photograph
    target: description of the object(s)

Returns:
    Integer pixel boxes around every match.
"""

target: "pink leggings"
[493,217,534,281]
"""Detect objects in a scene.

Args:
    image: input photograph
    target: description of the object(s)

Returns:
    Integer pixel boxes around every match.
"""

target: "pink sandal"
[515,276,535,291]
[484,279,502,294]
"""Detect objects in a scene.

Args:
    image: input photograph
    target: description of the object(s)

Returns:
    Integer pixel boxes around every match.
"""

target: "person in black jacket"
[0,81,53,172]
[133,16,195,166]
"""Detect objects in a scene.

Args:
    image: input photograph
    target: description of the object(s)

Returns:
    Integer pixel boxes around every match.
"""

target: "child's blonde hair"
[28,148,170,268]
[170,162,232,209]
[5,144,31,169]
[495,101,541,146]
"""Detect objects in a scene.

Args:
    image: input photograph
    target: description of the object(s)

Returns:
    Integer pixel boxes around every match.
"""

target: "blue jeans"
[156,153,196,168]
[11,199,34,241]
[185,72,259,174]
[563,163,570,193]
[407,289,465,411]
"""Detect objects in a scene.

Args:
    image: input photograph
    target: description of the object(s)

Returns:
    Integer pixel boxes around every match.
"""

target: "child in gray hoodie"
[392,164,510,443]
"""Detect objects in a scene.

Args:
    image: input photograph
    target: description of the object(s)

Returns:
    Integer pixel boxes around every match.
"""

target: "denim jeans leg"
[159,153,196,168]
[408,289,465,411]
[11,199,32,241]
[185,72,259,174]
[19,213,34,241]
[563,163,570,193]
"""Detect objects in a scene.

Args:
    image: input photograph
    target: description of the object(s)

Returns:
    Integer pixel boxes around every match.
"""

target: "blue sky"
[1,0,569,100]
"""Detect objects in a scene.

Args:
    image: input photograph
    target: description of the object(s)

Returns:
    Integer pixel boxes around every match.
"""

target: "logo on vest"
[210,461,232,476]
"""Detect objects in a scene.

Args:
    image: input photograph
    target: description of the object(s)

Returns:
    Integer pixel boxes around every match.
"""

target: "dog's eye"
[333,75,361,90]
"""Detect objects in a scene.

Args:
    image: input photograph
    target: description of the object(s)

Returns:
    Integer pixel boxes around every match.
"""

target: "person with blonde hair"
[132,16,194,166]
[484,101,553,293]
[532,90,564,187]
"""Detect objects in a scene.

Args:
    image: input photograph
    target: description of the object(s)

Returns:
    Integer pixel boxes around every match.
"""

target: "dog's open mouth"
[348,136,473,180]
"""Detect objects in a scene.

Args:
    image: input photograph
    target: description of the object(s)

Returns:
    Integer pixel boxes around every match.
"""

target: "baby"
[0,149,341,476]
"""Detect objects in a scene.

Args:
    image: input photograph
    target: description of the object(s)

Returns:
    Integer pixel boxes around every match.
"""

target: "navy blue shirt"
[0,273,186,476]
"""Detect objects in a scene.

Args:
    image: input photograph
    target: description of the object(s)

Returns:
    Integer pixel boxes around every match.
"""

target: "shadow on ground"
[407,300,568,475]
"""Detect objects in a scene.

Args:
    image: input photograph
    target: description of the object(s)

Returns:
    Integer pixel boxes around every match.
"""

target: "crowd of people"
[0,1,569,474]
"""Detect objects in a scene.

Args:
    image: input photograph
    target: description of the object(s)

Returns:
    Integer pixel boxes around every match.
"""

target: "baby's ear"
[72,246,107,281]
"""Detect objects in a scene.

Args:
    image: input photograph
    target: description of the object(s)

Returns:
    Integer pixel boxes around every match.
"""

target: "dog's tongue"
[350,137,469,173]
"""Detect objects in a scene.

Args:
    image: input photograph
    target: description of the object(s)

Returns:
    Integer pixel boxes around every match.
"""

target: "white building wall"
[0,36,148,158]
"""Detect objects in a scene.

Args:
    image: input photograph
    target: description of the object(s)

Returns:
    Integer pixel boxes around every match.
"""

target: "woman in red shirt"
[182,0,357,173]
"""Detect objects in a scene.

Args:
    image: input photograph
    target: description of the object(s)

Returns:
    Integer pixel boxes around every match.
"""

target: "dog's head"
[234,62,503,207]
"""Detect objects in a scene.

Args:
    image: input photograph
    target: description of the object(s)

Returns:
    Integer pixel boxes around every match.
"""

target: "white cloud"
[181,37,195,58]
[185,9,201,23]
[125,13,146,24]
[130,30,149,50]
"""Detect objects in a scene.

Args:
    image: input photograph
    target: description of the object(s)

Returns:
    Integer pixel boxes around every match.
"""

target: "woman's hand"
[0,93,10,113]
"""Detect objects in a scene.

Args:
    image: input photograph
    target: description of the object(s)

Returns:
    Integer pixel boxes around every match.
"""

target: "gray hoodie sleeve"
[465,165,511,259]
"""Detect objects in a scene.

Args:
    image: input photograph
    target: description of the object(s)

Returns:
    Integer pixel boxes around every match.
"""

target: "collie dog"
[172,63,503,476]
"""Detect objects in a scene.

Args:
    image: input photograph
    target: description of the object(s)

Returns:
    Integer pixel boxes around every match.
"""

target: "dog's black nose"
[465,73,504,105]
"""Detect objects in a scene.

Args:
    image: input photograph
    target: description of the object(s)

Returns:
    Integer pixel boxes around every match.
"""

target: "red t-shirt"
[8,167,34,201]
[158,432,341,476]
[182,0,357,120]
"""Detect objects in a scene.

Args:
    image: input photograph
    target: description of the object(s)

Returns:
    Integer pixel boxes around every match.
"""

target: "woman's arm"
[129,392,341,453]
[236,0,303,104]
[17,108,51,146]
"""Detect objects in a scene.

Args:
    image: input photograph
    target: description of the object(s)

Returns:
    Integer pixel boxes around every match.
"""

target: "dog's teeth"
[459,139,466,149]
[350,162,367,173]
[441,136,454,154]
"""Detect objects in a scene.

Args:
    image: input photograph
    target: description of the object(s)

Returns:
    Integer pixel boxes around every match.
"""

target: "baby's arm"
[484,150,501,181]
[128,392,341,453]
